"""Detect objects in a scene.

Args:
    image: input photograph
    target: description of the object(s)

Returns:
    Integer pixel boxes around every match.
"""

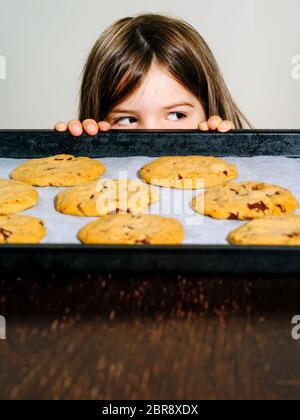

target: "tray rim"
[0,243,300,251]
[1,128,300,134]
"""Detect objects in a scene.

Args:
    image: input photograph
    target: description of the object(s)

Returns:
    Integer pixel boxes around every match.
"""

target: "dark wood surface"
[1,271,300,400]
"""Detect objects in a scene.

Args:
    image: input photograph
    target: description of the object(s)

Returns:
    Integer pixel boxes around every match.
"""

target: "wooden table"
[1,271,300,400]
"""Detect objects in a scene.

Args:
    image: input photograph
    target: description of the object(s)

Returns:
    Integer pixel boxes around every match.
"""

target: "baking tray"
[1,128,300,274]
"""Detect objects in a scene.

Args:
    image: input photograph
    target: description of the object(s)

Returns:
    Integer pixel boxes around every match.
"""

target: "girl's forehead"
[116,62,199,110]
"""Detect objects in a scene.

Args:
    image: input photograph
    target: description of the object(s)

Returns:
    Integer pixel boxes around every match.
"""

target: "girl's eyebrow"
[110,108,137,114]
[163,102,194,109]
[110,102,194,114]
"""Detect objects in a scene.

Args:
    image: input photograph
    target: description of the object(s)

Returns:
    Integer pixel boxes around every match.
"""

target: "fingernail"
[220,123,229,130]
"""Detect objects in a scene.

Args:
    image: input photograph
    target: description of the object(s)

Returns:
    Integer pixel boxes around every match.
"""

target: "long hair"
[79,14,251,128]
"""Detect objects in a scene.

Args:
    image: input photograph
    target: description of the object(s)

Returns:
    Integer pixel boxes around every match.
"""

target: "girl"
[55,14,251,136]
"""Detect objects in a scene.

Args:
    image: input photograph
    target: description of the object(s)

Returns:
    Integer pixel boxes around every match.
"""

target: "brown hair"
[79,14,251,128]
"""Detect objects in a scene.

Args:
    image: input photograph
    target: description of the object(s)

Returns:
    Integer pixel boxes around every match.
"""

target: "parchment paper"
[1,156,300,244]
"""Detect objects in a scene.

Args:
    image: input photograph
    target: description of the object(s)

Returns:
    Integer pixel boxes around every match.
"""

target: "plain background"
[0,0,299,129]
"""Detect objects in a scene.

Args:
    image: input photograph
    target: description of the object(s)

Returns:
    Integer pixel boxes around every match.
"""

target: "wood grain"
[1,272,300,400]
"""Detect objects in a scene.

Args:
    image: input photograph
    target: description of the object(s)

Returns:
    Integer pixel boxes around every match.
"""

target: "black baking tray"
[1,128,300,274]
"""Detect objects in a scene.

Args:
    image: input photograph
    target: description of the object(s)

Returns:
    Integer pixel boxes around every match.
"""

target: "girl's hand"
[198,116,235,132]
[54,119,111,136]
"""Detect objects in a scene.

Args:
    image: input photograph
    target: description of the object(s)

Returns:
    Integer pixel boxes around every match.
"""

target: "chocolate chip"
[0,228,12,240]
[266,191,281,198]
[77,203,84,214]
[248,201,269,212]
[223,171,228,176]
[108,208,121,215]
[228,213,239,220]
[276,204,286,213]
[251,184,264,191]
[90,195,95,199]
[287,232,299,238]
[138,238,150,245]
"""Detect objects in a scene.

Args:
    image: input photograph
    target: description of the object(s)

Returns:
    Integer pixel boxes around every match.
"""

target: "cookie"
[192,182,298,220]
[10,154,106,187]
[228,215,300,246]
[139,156,238,189]
[55,179,159,216]
[0,178,39,215]
[0,214,46,244]
[78,214,184,245]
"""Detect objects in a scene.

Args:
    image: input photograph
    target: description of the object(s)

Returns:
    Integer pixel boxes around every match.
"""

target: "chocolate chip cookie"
[78,214,184,245]
[55,179,159,216]
[192,182,298,220]
[228,215,300,245]
[10,154,106,187]
[139,156,238,189]
[0,214,46,244]
[0,178,39,215]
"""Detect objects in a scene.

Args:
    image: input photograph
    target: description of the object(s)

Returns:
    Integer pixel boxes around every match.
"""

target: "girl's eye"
[115,116,137,126]
[167,112,186,121]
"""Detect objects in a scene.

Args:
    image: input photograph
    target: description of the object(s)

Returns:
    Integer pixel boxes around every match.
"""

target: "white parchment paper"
[1,156,300,244]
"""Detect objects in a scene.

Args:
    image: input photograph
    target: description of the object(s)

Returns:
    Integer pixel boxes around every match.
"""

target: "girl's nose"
[139,119,164,130]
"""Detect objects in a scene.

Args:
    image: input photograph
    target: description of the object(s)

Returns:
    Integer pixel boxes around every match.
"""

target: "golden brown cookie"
[192,182,298,220]
[10,154,105,187]
[228,215,300,245]
[139,156,238,189]
[55,179,159,216]
[0,178,39,215]
[78,214,184,245]
[0,214,46,244]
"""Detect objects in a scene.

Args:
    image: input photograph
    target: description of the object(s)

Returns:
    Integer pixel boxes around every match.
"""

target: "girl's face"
[105,62,206,129]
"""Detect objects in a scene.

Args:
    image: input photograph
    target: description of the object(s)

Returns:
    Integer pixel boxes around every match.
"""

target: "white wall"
[0,0,299,129]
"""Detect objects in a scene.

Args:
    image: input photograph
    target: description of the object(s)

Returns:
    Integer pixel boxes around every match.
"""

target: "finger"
[67,120,83,137]
[198,121,209,131]
[98,121,111,132]
[217,120,235,132]
[82,119,99,136]
[54,121,67,132]
[207,116,223,130]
